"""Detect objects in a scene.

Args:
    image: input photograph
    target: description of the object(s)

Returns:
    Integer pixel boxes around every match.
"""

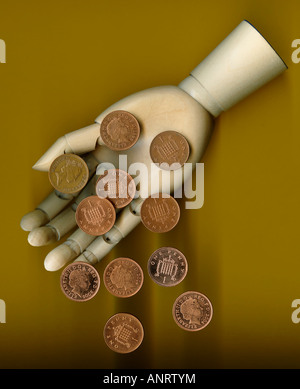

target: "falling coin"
[60,261,100,302]
[140,193,180,233]
[100,110,140,151]
[172,291,213,331]
[48,153,89,194]
[96,169,136,209]
[148,247,188,287]
[150,130,190,170]
[103,313,144,353]
[75,195,116,236]
[103,257,144,298]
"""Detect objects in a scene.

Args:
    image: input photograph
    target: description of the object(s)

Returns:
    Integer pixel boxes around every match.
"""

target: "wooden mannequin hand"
[20,86,212,271]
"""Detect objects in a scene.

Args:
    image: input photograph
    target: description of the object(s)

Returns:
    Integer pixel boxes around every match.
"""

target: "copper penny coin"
[150,130,190,170]
[103,257,143,298]
[60,261,100,302]
[140,193,180,233]
[75,195,116,236]
[148,247,188,287]
[100,110,140,151]
[103,313,144,353]
[48,154,89,194]
[95,169,136,209]
[172,291,213,331]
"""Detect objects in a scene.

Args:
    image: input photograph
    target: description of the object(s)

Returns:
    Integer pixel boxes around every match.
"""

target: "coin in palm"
[75,195,116,236]
[100,110,140,151]
[49,154,89,194]
[140,193,180,233]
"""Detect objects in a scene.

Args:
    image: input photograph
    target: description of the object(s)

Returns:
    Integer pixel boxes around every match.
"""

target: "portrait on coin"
[110,265,135,291]
[106,117,129,144]
[180,297,203,326]
[68,269,92,298]
[54,158,82,186]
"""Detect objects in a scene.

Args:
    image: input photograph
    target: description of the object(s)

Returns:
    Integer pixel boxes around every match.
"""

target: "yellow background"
[0,0,299,369]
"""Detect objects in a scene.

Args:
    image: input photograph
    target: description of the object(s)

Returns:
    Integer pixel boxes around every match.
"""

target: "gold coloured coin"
[48,154,89,194]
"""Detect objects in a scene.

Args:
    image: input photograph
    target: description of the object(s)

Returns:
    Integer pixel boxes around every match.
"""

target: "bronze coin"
[103,257,143,298]
[75,195,116,236]
[60,261,100,302]
[100,110,140,151]
[140,193,180,233]
[48,154,89,194]
[148,247,188,287]
[103,313,144,353]
[95,169,136,209]
[172,291,213,331]
[150,130,190,170]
